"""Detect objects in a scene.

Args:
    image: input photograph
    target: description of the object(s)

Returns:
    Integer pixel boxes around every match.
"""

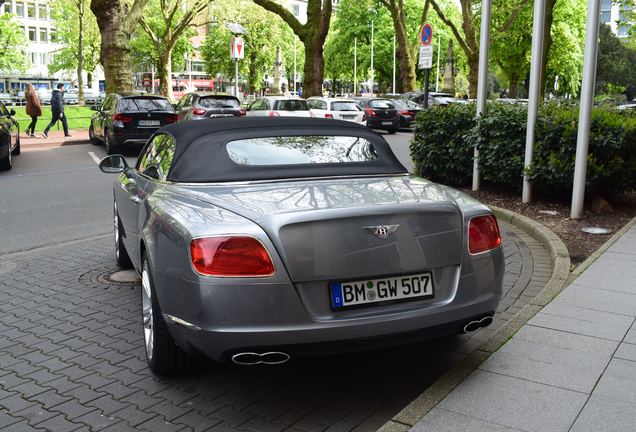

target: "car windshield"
[199,97,240,108]
[226,136,378,165]
[369,100,395,109]
[331,102,360,111]
[273,99,309,111]
[119,98,174,112]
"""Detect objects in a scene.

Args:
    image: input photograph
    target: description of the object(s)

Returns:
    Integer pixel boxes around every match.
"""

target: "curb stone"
[378,206,571,432]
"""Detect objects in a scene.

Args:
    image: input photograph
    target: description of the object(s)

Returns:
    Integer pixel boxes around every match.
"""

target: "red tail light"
[238,109,246,116]
[164,114,178,124]
[364,107,375,117]
[192,108,207,116]
[468,215,502,254]
[190,236,275,277]
[112,113,133,124]
[400,110,411,116]
[325,113,333,119]
[268,111,280,117]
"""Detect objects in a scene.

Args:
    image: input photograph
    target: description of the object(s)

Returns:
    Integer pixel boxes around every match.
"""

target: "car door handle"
[130,196,142,204]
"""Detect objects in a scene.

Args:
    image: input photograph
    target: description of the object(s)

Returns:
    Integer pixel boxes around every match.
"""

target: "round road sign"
[420,23,433,46]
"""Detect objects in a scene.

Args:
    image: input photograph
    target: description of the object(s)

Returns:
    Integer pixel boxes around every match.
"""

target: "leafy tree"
[252,0,332,97]
[138,0,210,101]
[378,0,418,92]
[201,1,301,94]
[596,22,636,100]
[0,14,28,73]
[90,0,150,92]
[49,0,101,104]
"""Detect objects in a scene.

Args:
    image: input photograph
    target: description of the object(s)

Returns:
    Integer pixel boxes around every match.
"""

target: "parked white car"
[64,91,79,105]
[246,96,311,117]
[307,97,365,124]
[37,88,52,104]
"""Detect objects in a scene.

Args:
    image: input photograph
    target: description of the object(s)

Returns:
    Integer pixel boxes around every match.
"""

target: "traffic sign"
[230,36,244,59]
[420,23,433,46]
[418,45,433,69]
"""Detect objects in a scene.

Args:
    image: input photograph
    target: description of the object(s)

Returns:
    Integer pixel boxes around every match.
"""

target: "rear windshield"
[331,102,360,112]
[119,98,174,112]
[369,100,395,109]
[199,97,240,108]
[226,136,378,166]
[273,99,309,111]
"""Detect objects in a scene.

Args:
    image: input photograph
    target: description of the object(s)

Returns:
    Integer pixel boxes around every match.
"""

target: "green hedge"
[411,102,636,197]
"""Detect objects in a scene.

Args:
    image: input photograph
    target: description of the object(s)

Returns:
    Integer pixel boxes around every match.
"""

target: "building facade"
[601,0,634,38]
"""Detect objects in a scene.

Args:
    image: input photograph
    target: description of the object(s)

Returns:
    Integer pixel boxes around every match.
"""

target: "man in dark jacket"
[43,83,72,138]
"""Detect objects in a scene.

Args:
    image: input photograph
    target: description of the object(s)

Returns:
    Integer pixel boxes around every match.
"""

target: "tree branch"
[124,0,151,35]
[495,0,529,33]
[252,0,305,38]
[318,0,333,42]
[430,0,472,56]
[139,17,160,46]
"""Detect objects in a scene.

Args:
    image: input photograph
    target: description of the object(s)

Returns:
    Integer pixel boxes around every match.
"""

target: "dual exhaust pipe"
[231,351,290,365]
[463,315,494,333]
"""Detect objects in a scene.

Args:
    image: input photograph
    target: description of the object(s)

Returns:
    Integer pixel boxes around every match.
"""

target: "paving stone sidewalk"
[412,220,636,432]
[0,221,551,432]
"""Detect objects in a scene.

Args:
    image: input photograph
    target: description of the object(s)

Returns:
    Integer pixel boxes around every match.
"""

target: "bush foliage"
[411,102,636,197]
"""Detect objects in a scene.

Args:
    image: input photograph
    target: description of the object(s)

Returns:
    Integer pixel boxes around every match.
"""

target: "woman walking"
[25,84,42,137]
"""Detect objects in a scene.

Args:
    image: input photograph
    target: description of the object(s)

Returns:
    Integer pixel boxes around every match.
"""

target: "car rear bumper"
[366,117,399,131]
[110,133,153,148]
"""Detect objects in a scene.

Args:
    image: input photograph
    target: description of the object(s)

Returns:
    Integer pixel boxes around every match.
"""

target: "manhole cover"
[0,261,17,275]
[80,267,140,288]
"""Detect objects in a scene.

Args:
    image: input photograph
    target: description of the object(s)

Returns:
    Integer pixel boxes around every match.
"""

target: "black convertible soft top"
[157,117,408,183]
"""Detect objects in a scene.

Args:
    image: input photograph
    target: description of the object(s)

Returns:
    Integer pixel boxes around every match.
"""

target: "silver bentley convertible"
[99,117,504,374]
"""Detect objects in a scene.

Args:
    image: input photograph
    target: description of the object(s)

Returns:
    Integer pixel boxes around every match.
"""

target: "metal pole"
[571,0,601,219]
[473,0,492,191]
[370,19,374,96]
[293,36,297,93]
[151,65,155,94]
[436,33,441,92]
[354,37,357,95]
[392,34,396,94]
[423,70,430,108]
[522,0,546,203]
[234,58,239,97]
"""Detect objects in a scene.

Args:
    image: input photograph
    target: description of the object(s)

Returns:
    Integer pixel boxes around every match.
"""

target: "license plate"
[381,121,393,125]
[341,115,355,120]
[138,120,160,126]
[330,272,434,309]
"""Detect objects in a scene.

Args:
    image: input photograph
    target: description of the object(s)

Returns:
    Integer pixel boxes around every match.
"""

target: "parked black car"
[390,99,423,129]
[89,93,177,154]
[175,93,245,121]
[352,98,399,133]
[0,101,20,171]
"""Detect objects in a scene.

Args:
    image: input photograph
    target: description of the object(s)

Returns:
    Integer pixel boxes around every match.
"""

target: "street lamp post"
[370,19,374,96]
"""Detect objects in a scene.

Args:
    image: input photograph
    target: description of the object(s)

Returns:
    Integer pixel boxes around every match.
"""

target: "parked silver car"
[99,118,504,374]
[246,96,311,117]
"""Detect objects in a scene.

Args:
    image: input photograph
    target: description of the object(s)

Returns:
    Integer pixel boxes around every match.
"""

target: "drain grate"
[81,266,140,289]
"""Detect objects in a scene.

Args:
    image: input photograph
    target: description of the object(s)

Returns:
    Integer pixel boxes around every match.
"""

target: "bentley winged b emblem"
[363,224,400,239]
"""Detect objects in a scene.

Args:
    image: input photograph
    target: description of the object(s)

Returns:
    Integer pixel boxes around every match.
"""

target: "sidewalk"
[21,129,90,148]
[410,219,636,432]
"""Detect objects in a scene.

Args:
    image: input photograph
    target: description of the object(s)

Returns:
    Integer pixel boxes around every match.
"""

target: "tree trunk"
[388,3,417,92]
[539,0,557,100]
[91,0,149,93]
[159,50,174,101]
[302,36,325,97]
[77,0,84,105]
[468,54,479,98]
[248,49,258,93]
[87,72,93,86]
[509,74,519,98]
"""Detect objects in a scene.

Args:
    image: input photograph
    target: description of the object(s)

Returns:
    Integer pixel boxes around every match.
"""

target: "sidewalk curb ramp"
[378,206,572,432]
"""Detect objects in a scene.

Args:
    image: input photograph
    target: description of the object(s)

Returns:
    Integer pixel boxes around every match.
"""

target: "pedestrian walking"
[24,84,42,137]
[43,83,72,139]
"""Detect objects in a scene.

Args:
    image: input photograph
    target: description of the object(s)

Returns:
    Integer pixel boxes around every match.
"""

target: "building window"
[31,52,37,64]
[28,26,36,42]
[40,53,47,65]
[292,3,300,17]
[601,11,611,23]
[27,2,35,18]
[16,2,25,17]
[50,29,57,42]
[39,28,47,42]
[38,4,47,19]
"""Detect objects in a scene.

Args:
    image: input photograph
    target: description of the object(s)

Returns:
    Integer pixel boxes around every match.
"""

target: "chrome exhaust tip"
[231,351,290,366]
[463,315,494,333]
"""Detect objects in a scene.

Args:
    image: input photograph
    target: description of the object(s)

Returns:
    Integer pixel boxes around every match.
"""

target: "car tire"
[114,202,133,269]
[11,133,20,156]
[0,136,12,171]
[105,132,115,155]
[141,256,197,374]
[89,125,99,145]
[388,128,397,134]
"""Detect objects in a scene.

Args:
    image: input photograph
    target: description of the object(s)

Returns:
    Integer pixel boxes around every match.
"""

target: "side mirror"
[99,154,128,173]
[9,109,16,116]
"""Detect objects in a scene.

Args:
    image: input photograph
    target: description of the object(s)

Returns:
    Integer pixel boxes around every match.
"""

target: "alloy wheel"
[141,262,154,361]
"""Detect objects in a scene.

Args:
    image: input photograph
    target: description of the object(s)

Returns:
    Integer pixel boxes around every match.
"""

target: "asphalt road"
[0,132,414,255]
